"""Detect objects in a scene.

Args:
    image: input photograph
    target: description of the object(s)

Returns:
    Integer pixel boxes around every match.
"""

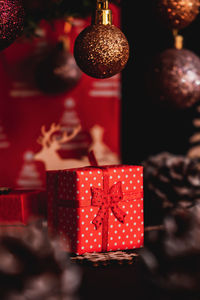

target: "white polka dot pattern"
[47,165,144,255]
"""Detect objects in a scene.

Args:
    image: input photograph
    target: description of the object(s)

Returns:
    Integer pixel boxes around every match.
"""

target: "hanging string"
[172,28,183,49]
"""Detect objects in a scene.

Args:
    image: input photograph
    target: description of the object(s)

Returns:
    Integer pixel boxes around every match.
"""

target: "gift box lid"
[48,165,143,207]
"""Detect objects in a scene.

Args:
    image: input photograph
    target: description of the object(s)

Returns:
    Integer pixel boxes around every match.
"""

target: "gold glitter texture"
[150,49,200,109]
[156,0,200,29]
[73,24,129,79]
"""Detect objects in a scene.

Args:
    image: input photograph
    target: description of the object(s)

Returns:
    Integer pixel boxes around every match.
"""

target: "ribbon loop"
[111,203,126,223]
[91,181,126,229]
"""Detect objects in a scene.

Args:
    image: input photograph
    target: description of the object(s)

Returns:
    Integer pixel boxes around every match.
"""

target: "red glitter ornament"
[0,0,25,51]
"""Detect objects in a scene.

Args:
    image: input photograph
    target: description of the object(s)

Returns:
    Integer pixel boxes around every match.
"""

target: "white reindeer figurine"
[34,123,89,170]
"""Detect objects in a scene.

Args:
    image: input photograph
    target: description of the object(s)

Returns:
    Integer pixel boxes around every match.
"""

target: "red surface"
[0,189,47,224]
[0,4,121,189]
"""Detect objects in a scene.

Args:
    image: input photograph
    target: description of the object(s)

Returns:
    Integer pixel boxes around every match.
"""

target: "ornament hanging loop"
[94,0,112,25]
[97,0,108,10]
[172,29,183,50]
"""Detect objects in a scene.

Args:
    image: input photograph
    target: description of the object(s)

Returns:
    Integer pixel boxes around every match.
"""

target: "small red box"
[0,189,47,225]
[47,165,144,255]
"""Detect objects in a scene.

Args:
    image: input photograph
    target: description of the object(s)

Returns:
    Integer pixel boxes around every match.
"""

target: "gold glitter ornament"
[155,0,200,30]
[73,0,129,79]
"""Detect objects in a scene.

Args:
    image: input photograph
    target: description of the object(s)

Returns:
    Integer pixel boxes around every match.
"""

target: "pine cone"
[143,152,200,225]
[0,223,81,300]
[140,205,200,300]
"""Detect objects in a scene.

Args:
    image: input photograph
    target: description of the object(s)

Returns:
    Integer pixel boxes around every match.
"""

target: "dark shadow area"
[121,1,200,164]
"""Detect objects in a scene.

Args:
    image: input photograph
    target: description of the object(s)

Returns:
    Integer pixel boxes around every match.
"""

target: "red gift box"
[47,165,144,254]
[0,189,47,225]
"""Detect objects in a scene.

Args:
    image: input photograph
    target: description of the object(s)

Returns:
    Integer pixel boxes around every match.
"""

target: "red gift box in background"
[0,189,47,225]
[47,165,144,255]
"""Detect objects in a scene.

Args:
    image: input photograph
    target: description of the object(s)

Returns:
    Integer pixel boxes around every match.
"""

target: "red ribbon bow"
[91,181,126,229]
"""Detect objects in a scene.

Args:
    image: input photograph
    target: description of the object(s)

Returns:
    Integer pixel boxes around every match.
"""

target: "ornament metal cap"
[93,0,112,25]
[173,29,183,50]
[175,35,183,50]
